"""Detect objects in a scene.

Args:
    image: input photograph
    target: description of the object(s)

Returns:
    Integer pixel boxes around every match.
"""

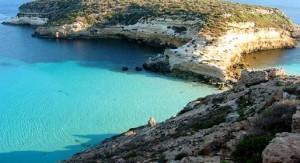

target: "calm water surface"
[0,1,219,163]
[0,0,299,162]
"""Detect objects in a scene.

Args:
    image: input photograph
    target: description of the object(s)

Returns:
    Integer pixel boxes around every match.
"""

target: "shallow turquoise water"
[0,2,219,163]
[0,0,299,163]
[0,55,218,162]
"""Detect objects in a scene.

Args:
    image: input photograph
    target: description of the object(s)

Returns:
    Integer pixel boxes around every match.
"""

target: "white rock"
[4,16,48,26]
[148,117,157,127]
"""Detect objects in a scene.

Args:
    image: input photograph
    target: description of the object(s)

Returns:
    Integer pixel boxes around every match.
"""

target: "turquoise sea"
[0,1,219,162]
[0,0,299,162]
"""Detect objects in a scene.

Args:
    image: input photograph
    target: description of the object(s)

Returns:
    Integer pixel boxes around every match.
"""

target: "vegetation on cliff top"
[19,0,295,37]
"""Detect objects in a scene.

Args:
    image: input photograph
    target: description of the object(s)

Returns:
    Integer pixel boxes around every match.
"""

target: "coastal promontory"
[4,0,300,83]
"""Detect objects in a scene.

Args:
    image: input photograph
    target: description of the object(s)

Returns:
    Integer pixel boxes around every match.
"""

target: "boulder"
[143,54,170,73]
[262,133,300,163]
[265,68,286,79]
[239,69,268,86]
[124,130,137,136]
[148,117,156,127]
[239,68,285,86]
[135,67,143,71]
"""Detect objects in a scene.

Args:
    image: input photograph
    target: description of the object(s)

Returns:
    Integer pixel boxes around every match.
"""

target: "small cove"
[0,2,219,162]
[232,0,300,75]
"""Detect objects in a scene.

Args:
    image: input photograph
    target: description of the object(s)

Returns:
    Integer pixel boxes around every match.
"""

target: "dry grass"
[20,0,295,37]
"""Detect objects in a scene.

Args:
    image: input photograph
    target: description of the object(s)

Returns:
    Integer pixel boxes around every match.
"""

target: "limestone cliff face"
[4,0,300,82]
[165,27,297,82]
[34,17,202,47]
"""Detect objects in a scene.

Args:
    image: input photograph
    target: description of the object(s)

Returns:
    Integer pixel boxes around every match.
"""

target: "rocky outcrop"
[292,25,300,38]
[5,0,300,83]
[65,72,300,162]
[239,68,286,86]
[262,133,300,163]
[292,106,300,133]
[3,16,48,26]
[239,69,269,86]
[143,54,170,73]
[148,117,157,127]
[157,28,297,82]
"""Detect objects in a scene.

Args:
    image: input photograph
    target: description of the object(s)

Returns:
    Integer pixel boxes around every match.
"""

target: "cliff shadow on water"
[0,134,116,163]
[0,24,176,77]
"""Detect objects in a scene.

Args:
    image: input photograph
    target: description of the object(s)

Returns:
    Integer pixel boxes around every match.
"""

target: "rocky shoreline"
[64,68,300,163]
[3,0,300,84]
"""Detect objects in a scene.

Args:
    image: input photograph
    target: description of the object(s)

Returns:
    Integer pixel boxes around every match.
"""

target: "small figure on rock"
[122,67,129,71]
[148,117,156,127]
[55,32,60,38]
[135,67,143,71]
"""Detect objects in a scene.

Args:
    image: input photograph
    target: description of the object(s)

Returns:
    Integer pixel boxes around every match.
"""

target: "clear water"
[0,0,299,163]
[0,1,219,163]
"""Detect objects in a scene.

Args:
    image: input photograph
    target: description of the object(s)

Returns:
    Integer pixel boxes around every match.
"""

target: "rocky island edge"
[3,0,300,85]
[64,68,300,163]
[3,0,300,162]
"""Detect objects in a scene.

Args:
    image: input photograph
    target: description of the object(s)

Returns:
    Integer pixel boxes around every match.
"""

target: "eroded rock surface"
[263,133,300,163]
[239,68,286,86]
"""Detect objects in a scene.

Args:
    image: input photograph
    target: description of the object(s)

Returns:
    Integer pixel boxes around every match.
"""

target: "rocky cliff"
[63,68,300,163]
[4,0,300,83]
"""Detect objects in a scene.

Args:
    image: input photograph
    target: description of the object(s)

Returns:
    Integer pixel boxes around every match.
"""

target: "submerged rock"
[135,67,143,72]
[0,62,13,67]
[121,67,129,71]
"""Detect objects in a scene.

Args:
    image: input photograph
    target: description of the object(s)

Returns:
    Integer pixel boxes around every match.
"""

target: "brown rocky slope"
[64,69,300,163]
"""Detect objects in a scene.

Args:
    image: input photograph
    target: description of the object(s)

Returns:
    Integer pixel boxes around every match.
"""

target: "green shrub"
[232,135,273,163]
[158,154,167,163]
[24,0,295,37]
[255,100,297,134]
